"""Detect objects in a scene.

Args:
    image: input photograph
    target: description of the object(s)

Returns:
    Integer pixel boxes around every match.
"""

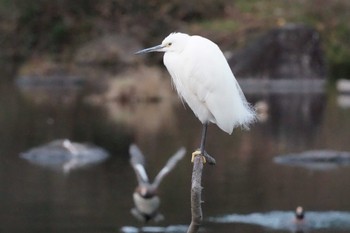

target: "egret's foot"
[203,150,216,165]
[191,150,206,164]
[191,149,216,165]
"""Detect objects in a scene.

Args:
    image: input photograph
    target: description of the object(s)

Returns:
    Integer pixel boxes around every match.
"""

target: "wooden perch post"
[187,155,204,233]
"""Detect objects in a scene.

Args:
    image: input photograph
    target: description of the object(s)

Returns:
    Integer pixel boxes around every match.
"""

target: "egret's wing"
[153,147,186,187]
[204,72,256,132]
[129,144,149,184]
[187,36,256,133]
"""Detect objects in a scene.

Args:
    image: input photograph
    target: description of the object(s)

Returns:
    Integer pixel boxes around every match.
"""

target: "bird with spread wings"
[129,144,186,222]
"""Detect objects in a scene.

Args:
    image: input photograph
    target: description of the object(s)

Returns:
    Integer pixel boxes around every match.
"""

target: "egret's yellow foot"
[191,150,206,163]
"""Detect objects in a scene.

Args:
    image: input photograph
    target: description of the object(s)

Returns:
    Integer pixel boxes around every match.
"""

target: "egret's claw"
[191,150,206,164]
[203,151,216,165]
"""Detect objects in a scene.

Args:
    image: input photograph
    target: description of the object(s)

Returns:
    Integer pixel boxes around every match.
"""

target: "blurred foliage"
[8,0,97,55]
[303,0,350,79]
[1,0,350,78]
[1,0,226,56]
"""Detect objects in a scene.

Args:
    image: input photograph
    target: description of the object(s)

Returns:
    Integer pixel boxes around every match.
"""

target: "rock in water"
[20,139,109,173]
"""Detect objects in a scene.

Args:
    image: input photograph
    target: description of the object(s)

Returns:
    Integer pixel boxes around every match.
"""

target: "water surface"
[1,73,350,233]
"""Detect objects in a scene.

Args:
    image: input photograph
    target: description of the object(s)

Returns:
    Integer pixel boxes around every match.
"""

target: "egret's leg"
[199,123,208,155]
[191,123,216,164]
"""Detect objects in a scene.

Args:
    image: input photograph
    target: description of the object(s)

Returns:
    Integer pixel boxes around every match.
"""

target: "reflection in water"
[274,150,350,170]
[129,144,186,223]
[208,209,350,232]
[20,139,109,173]
[15,68,85,105]
[0,82,132,156]
[254,100,269,123]
[266,92,326,150]
[92,99,179,141]
[337,94,350,108]
[17,84,83,105]
[337,79,350,108]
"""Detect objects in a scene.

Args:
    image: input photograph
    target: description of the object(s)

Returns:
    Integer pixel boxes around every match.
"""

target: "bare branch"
[187,155,204,233]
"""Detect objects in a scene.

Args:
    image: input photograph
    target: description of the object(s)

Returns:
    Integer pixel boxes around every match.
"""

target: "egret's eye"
[167,42,172,47]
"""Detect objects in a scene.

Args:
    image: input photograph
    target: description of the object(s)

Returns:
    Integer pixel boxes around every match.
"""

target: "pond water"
[1,69,350,233]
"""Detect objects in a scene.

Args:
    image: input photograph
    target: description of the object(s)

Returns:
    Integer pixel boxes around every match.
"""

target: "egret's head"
[135,32,190,54]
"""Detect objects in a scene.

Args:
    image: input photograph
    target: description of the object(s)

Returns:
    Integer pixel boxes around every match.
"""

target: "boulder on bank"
[229,24,327,79]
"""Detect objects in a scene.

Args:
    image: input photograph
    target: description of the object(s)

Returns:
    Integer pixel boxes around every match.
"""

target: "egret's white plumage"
[136,32,255,160]
[162,33,255,134]
[137,32,255,134]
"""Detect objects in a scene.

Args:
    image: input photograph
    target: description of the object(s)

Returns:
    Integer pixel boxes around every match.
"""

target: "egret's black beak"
[135,45,164,54]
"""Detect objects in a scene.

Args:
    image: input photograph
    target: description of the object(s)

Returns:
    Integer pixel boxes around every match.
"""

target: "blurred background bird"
[129,144,186,222]
[136,32,256,163]
[295,206,305,222]
[293,206,306,233]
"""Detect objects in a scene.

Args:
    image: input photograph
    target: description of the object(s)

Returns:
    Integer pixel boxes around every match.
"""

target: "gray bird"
[129,144,186,222]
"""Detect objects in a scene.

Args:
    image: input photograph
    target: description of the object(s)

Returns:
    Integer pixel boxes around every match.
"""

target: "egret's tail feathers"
[236,102,257,131]
[214,97,257,134]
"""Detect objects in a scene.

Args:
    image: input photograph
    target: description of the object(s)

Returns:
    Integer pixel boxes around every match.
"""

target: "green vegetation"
[197,19,239,32]
[1,0,350,79]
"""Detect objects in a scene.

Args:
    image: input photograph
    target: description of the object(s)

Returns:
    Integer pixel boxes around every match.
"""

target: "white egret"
[136,32,256,163]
